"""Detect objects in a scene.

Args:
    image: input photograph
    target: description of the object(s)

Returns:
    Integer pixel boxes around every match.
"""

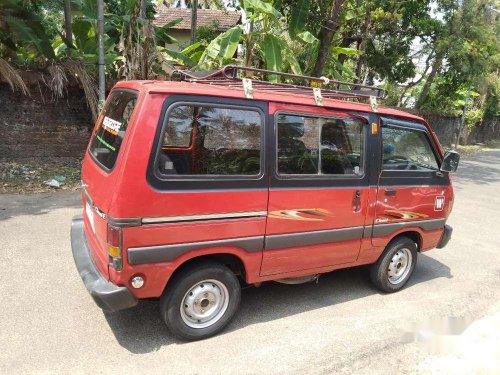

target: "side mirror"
[440,150,460,173]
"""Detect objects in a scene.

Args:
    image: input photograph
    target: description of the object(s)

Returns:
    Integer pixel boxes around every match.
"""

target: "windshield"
[88,90,138,170]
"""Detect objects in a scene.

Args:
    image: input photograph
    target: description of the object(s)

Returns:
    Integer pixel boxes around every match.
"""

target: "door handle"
[385,189,397,196]
[353,190,361,211]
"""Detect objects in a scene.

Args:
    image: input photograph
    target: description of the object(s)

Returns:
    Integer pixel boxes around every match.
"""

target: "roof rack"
[171,65,385,107]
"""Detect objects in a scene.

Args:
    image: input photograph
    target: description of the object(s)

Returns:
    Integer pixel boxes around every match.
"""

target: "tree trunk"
[355,4,371,83]
[312,0,347,77]
[337,36,353,66]
[190,0,198,44]
[414,49,444,109]
[63,0,73,48]
[97,0,105,104]
[140,0,149,79]
[140,0,147,18]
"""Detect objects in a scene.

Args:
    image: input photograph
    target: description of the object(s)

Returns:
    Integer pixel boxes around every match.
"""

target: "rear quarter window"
[88,90,138,171]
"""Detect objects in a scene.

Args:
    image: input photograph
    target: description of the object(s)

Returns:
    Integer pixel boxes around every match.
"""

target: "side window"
[159,104,262,176]
[88,90,138,170]
[277,114,365,176]
[382,126,439,171]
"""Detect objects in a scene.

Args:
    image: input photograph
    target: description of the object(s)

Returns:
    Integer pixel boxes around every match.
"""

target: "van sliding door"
[261,104,373,276]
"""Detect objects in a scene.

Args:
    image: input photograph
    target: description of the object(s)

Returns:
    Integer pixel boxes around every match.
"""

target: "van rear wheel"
[370,237,418,293]
[160,261,241,341]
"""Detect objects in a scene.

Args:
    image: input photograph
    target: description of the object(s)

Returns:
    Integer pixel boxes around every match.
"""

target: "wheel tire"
[160,261,241,341]
[370,236,418,293]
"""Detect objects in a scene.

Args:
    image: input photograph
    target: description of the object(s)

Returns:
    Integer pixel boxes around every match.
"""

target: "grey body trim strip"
[142,211,268,224]
[363,226,373,238]
[265,226,364,251]
[107,211,267,228]
[127,218,446,265]
[372,218,446,237]
[128,236,265,265]
[108,216,142,227]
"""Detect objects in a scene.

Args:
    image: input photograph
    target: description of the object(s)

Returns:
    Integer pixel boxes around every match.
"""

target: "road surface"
[1,149,499,374]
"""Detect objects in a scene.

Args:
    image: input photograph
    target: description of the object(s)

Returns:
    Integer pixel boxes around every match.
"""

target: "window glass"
[382,126,439,171]
[277,114,364,175]
[159,105,262,175]
[89,90,138,170]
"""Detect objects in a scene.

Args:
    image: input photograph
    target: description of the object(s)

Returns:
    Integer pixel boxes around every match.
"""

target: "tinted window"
[159,105,262,175]
[382,126,439,171]
[277,114,364,175]
[88,90,138,170]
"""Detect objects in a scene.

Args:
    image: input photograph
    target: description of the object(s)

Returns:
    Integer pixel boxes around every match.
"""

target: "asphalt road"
[1,149,499,374]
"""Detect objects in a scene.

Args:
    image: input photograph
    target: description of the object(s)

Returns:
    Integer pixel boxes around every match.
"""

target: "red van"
[71,66,459,340]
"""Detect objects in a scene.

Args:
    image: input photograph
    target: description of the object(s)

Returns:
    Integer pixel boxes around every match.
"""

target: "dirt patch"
[0,157,82,194]
[445,139,500,158]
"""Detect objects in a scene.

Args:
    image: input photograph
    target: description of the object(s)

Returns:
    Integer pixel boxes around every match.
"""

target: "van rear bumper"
[71,216,138,312]
[437,224,453,249]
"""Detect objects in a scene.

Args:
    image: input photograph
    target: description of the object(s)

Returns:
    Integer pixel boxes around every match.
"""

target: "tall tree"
[63,0,73,48]
[312,0,347,76]
[191,0,198,44]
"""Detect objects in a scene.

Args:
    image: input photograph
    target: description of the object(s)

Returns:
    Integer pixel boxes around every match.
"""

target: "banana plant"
[0,0,55,61]
[195,0,304,82]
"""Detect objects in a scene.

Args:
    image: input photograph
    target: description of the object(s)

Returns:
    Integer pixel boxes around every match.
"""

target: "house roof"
[154,7,242,31]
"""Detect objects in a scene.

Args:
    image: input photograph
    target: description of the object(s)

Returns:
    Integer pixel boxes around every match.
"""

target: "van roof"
[114,79,425,123]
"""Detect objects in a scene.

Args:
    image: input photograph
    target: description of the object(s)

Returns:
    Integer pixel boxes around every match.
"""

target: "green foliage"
[197,21,223,45]
[198,25,243,66]
[288,0,310,39]
[0,0,497,135]
[0,0,56,61]
[261,34,282,81]
[193,0,307,76]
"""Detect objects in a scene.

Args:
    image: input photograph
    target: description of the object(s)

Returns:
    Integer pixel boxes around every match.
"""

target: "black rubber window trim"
[146,95,269,191]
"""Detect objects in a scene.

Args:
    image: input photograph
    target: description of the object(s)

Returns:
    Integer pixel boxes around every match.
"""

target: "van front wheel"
[160,261,241,341]
[370,237,418,293]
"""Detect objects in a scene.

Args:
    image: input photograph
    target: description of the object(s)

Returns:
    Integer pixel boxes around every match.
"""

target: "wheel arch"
[389,230,422,251]
[165,252,248,290]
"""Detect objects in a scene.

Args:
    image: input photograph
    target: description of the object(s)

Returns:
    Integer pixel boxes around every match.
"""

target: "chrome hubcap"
[180,279,229,329]
[388,248,412,285]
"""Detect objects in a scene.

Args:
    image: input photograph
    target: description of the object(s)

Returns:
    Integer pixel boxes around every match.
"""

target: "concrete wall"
[0,82,498,160]
[414,111,499,147]
[468,117,500,145]
[0,83,92,159]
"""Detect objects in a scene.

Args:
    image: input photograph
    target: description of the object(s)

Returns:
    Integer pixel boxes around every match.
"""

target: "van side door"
[122,95,269,287]
[374,118,451,248]
[261,104,372,276]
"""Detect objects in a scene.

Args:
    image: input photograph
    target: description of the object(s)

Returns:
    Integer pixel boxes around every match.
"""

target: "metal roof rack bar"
[171,65,385,100]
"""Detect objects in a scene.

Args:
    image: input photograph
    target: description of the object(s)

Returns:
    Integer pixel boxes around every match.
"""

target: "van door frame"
[260,103,379,276]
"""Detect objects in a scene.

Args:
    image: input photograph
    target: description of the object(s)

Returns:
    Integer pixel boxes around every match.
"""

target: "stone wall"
[416,112,461,147]
[467,117,500,144]
[0,83,93,159]
[0,83,498,160]
[392,109,499,147]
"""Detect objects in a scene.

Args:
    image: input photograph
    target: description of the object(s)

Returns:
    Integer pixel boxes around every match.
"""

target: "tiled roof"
[154,7,241,30]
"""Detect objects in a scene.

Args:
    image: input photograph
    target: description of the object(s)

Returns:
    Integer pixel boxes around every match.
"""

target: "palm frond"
[42,63,69,101]
[0,58,30,95]
[61,59,99,120]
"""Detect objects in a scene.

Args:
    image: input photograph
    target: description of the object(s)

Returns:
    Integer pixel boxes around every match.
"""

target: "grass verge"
[0,157,82,194]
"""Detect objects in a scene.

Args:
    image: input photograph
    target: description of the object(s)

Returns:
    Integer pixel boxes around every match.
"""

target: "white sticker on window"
[103,116,122,135]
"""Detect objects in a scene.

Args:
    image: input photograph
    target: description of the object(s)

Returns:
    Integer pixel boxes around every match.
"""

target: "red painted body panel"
[262,187,369,275]
[78,80,454,300]
[373,185,453,246]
